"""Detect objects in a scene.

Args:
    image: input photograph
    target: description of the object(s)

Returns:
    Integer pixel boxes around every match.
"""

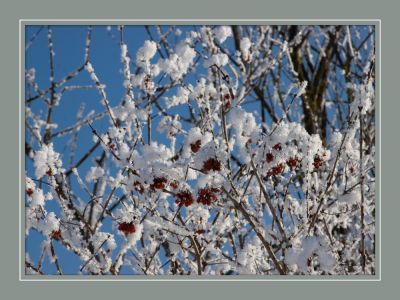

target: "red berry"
[190,140,202,153]
[201,158,222,173]
[313,156,324,169]
[175,190,194,207]
[109,143,116,150]
[287,157,299,168]
[274,163,285,175]
[195,229,206,234]
[26,188,34,197]
[46,168,53,176]
[169,181,178,190]
[273,143,282,151]
[150,177,168,190]
[266,152,274,163]
[51,229,62,240]
[197,188,219,206]
[118,222,136,236]
[267,163,285,177]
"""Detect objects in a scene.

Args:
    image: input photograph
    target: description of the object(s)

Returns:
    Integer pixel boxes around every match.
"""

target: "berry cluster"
[313,155,324,169]
[46,168,53,177]
[273,143,282,151]
[169,180,178,190]
[267,163,285,177]
[175,191,195,207]
[26,188,34,197]
[118,222,136,236]
[150,177,168,190]
[190,140,202,153]
[287,157,300,169]
[202,158,222,173]
[51,229,62,240]
[197,188,220,205]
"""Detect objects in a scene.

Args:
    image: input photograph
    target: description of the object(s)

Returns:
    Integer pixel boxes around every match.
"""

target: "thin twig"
[250,158,287,241]
[222,188,287,275]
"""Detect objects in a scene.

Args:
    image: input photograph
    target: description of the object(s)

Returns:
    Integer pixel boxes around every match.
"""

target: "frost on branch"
[158,41,196,81]
[240,37,252,62]
[213,26,232,44]
[25,25,376,276]
[136,40,157,66]
[33,143,62,179]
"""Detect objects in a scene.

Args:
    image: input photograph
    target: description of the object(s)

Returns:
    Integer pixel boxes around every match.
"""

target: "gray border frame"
[2,0,397,299]
[20,19,381,281]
